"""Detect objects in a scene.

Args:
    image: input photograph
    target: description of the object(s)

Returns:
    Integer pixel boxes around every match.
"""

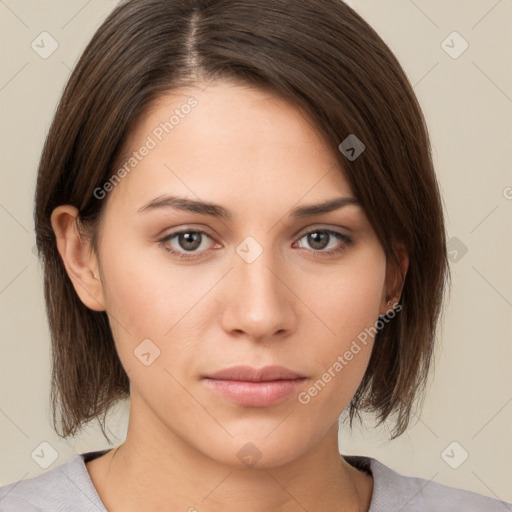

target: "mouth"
[202,365,307,407]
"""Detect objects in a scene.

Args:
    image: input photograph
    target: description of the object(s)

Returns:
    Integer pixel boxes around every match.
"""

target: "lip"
[204,364,306,382]
[202,365,307,407]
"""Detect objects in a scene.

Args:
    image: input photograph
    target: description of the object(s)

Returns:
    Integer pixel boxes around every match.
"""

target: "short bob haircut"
[34,0,450,442]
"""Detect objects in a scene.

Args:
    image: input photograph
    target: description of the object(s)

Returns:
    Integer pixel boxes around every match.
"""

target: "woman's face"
[83,81,398,467]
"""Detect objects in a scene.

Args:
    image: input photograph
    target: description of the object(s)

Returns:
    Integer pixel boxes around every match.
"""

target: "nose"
[220,245,297,343]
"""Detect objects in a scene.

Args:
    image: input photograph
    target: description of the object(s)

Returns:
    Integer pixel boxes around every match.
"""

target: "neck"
[86,397,372,512]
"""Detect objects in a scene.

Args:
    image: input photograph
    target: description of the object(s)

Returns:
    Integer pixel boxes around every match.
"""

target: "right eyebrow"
[137,194,233,220]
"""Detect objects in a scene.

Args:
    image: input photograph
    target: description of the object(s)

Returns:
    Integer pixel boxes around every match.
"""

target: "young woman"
[1,1,509,511]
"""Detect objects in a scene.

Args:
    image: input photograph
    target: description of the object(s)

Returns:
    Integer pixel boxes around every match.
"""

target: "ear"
[50,205,106,312]
[380,242,409,315]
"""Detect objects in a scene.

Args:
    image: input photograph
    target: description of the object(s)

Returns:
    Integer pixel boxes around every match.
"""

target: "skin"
[51,80,408,512]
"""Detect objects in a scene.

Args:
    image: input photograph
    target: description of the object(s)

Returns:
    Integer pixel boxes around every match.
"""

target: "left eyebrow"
[136,194,359,220]
[289,196,360,218]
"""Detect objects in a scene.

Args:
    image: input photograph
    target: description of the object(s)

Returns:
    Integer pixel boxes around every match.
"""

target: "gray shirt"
[1,450,510,511]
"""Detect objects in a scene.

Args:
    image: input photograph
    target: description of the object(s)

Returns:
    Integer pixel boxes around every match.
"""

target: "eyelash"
[159,228,354,261]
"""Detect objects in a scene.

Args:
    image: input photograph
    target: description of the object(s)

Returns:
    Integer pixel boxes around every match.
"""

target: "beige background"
[1,0,511,503]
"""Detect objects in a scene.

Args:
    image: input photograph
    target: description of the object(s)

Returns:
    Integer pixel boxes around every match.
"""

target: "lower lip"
[203,378,307,407]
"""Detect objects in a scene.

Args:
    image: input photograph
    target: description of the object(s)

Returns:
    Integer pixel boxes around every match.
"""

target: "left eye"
[295,229,351,253]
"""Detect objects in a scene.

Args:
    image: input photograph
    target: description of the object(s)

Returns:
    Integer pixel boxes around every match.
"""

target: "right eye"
[159,229,219,260]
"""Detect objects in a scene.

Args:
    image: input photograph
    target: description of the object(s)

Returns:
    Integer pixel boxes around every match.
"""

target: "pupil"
[179,232,201,251]
[308,232,328,250]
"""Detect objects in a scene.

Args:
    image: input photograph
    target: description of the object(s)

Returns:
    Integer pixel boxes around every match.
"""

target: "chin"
[200,430,313,470]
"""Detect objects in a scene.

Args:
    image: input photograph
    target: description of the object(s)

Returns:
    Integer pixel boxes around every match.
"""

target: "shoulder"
[356,456,512,512]
[0,451,108,512]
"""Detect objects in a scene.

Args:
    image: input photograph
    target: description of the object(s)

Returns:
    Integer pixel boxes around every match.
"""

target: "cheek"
[300,245,386,346]
[98,230,197,331]
[97,234,220,374]
[294,248,386,404]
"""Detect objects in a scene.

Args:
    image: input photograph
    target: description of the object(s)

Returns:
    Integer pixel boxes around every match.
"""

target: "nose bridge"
[236,236,283,309]
[222,235,295,339]
[239,248,279,300]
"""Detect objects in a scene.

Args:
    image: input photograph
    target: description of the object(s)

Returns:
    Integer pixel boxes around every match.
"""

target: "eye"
[159,229,218,260]
[159,227,353,261]
[294,229,353,256]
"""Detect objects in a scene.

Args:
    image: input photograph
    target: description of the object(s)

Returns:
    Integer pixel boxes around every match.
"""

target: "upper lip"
[204,365,306,382]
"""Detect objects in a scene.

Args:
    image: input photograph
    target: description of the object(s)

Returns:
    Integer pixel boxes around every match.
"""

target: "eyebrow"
[137,194,359,219]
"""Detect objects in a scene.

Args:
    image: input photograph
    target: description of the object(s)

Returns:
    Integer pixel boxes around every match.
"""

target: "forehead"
[104,81,354,214]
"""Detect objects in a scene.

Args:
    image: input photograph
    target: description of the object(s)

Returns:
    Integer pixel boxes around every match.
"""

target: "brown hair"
[34,0,450,442]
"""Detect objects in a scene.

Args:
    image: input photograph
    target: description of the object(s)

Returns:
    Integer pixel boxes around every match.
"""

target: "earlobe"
[394,243,409,297]
[381,243,409,315]
[50,205,106,312]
